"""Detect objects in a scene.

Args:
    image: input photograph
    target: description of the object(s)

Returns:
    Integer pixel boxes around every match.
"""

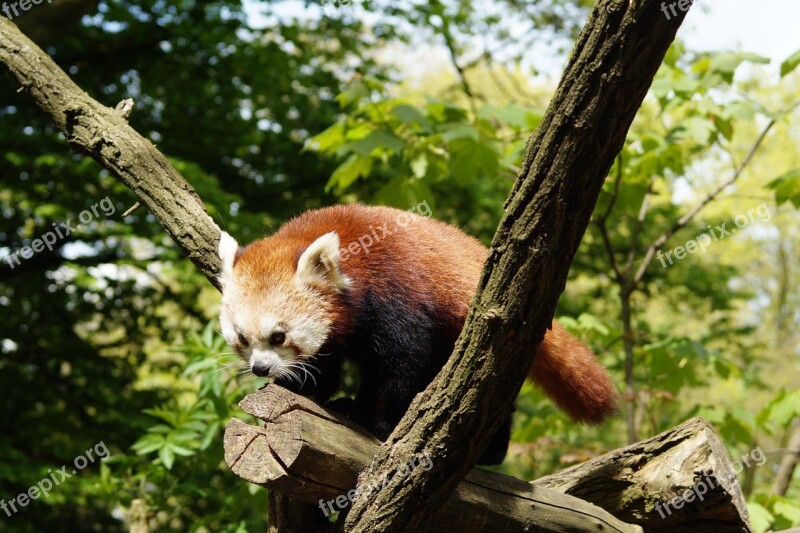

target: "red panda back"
[272,204,617,423]
[274,205,486,333]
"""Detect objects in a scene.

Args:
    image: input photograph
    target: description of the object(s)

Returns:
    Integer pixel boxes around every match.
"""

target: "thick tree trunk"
[0,3,697,530]
[224,386,752,532]
[343,1,692,531]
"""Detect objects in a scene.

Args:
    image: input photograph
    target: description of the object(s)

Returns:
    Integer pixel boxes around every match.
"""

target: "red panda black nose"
[251,361,271,377]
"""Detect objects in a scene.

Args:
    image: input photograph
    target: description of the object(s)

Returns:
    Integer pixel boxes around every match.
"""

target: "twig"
[631,116,780,287]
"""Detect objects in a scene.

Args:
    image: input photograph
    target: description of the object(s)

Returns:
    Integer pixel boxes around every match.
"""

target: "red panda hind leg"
[528,323,618,424]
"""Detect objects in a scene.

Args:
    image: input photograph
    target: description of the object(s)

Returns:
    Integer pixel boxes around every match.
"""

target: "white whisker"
[286,361,318,387]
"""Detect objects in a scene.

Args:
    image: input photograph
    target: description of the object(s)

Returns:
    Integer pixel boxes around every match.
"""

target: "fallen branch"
[534,417,752,532]
[224,385,642,533]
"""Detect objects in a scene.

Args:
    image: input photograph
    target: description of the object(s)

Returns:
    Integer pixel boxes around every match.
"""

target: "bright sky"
[245,0,800,78]
[680,0,800,62]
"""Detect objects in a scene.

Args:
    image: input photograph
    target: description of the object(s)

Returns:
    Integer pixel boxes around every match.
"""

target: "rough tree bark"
[225,385,753,532]
[342,1,691,531]
[534,417,752,532]
[0,2,694,530]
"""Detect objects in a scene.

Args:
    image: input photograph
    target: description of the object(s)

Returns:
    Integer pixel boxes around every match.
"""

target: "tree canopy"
[1,1,799,531]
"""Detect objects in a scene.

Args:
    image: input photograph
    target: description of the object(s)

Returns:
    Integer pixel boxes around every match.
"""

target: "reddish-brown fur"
[233,204,617,423]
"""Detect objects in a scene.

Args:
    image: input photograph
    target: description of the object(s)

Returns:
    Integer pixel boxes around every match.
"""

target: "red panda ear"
[295,232,350,291]
[218,232,240,290]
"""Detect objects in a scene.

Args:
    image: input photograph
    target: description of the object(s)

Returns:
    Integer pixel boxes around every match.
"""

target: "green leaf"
[170,444,196,457]
[710,52,770,82]
[682,117,716,144]
[143,407,179,425]
[576,313,610,336]
[759,389,800,428]
[747,502,774,533]
[200,421,220,451]
[201,321,214,348]
[183,357,221,377]
[375,176,435,209]
[449,140,499,182]
[306,122,346,154]
[721,101,759,121]
[391,104,431,130]
[773,499,800,524]
[477,104,542,130]
[326,154,373,191]
[767,168,800,207]
[780,48,800,77]
[343,130,404,156]
[713,115,733,141]
[159,445,176,470]
[132,434,166,455]
[336,80,369,109]
[147,424,173,434]
[440,124,479,142]
[171,428,200,443]
[672,77,701,96]
[426,100,468,123]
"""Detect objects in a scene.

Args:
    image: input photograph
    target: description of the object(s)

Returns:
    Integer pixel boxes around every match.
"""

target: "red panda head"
[217,231,350,384]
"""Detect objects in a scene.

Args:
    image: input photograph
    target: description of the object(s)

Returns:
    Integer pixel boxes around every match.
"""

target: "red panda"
[217,204,617,464]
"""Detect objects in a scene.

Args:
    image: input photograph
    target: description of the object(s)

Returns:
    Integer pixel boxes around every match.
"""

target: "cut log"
[224,385,642,533]
[223,385,752,532]
[533,417,752,532]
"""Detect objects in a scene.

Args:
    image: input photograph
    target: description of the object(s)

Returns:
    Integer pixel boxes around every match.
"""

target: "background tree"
[1,0,799,531]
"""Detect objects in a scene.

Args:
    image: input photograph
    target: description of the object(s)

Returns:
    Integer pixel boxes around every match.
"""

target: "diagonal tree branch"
[0,18,224,290]
[342,1,691,531]
[631,115,781,288]
[1,3,689,530]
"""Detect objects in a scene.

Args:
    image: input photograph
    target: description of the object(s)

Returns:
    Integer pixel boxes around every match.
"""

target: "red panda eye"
[237,333,249,348]
[269,332,286,346]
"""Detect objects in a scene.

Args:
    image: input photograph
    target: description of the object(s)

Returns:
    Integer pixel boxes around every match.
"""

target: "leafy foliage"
[1,0,799,531]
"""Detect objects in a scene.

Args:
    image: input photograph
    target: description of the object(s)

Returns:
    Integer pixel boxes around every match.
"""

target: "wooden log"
[533,417,752,532]
[224,385,642,533]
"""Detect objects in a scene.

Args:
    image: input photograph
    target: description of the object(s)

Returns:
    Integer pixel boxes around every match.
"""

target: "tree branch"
[594,160,625,284]
[342,1,691,531]
[773,424,800,497]
[226,386,644,532]
[0,18,224,290]
[631,115,782,288]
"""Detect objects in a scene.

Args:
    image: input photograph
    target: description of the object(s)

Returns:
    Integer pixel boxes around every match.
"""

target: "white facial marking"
[288,313,331,356]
